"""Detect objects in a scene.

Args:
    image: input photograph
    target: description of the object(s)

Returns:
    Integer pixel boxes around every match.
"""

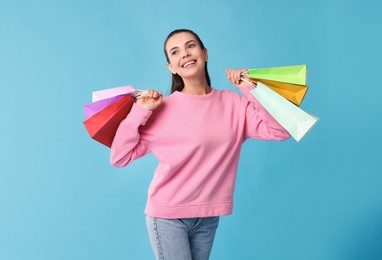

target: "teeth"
[183,61,195,67]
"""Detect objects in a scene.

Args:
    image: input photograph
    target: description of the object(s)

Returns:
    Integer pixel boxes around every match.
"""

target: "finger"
[226,69,231,77]
[230,70,238,85]
[226,69,241,86]
[226,69,231,80]
[240,68,248,74]
[145,89,153,97]
[153,95,163,108]
[235,70,242,85]
[154,91,163,99]
[226,69,232,81]
[231,70,239,85]
[228,69,239,85]
[240,69,249,82]
[146,89,158,98]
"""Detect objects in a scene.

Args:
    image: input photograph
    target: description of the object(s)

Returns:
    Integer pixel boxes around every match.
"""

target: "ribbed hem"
[145,202,233,219]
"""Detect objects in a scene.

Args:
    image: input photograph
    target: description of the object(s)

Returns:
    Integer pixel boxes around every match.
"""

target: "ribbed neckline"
[172,88,216,100]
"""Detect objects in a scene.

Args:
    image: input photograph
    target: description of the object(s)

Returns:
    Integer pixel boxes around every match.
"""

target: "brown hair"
[164,29,211,93]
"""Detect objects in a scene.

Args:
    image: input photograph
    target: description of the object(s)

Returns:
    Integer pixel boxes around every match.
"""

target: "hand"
[226,68,251,89]
[136,89,163,111]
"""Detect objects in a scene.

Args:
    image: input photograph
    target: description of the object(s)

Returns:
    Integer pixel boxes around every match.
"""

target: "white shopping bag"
[250,82,319,142]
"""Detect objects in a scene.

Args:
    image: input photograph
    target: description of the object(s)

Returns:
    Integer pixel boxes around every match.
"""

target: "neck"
[181,78,211,95]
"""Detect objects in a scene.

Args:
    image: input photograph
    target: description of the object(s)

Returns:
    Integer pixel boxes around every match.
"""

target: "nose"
[181,49,190,58]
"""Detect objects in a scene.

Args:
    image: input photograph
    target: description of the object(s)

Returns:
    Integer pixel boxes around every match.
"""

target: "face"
[165,32,208,79]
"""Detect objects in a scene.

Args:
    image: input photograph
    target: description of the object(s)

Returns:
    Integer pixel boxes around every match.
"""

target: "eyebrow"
[169,40,197,53]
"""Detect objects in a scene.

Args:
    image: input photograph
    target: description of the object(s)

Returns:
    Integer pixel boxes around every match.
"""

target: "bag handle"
[240,73,257,88]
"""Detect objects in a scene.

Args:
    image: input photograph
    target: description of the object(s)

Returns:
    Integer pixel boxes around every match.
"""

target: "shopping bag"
[92,85,136,102]
[250,82,319,142]
[84,94,125,120]
[247,64,307,85]
[249,78,308,106]
[83,94,135,147]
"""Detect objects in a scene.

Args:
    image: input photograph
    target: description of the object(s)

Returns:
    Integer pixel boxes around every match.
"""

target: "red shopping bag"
[83,94,135,147]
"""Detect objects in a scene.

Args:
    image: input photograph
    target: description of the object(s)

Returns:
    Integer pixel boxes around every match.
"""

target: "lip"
[181,59,197,68]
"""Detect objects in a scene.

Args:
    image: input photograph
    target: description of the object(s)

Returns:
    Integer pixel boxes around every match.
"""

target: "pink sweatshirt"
[110,85,290,218]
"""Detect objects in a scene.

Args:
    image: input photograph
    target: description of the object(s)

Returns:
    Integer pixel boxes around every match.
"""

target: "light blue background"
[1,0,381,259]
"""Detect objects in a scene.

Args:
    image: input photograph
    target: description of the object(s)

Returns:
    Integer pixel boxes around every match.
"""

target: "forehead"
[165,32,198,50]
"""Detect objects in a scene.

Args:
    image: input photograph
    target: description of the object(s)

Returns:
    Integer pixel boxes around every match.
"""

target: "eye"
[188,43,196,48]
[170,50,179,56]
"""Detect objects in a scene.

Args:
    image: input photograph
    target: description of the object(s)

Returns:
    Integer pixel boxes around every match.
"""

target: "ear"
[167,63,177,74]
[203,48,208,62]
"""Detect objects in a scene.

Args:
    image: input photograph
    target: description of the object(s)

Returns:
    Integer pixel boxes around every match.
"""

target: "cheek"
[169,58,180,69]
[169,59,177,66]
[167,61,178,74]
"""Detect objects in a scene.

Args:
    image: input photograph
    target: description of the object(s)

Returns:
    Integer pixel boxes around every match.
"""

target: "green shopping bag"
[247,64,307,85]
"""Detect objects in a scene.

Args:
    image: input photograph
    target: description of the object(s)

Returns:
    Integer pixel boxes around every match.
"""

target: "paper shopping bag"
[84,94,125,120]
[92,85,136,102]
[248,65,307,85]
[250,78,308,106]
[250,82,319,142]
[83,94,135,147]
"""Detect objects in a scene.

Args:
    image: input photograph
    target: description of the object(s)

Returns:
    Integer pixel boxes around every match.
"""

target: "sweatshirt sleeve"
[110,103,155,167]
[239,84,291,141]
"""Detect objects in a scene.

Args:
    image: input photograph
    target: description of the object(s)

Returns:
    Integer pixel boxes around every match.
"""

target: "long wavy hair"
[164,29,211,94]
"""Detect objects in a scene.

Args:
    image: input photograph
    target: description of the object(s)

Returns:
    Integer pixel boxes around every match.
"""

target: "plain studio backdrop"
[1,0,381,259]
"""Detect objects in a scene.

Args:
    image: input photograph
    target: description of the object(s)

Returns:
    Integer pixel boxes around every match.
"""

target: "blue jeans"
[146,216,220,260]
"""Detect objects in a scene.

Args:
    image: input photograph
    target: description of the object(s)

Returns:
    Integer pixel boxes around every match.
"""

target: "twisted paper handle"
[240,72,257,88]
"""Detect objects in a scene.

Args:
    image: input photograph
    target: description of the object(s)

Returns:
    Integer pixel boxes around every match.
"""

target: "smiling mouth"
[182,60,196,68]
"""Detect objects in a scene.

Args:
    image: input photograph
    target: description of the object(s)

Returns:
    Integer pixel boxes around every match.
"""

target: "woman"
[110,29,290,260]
